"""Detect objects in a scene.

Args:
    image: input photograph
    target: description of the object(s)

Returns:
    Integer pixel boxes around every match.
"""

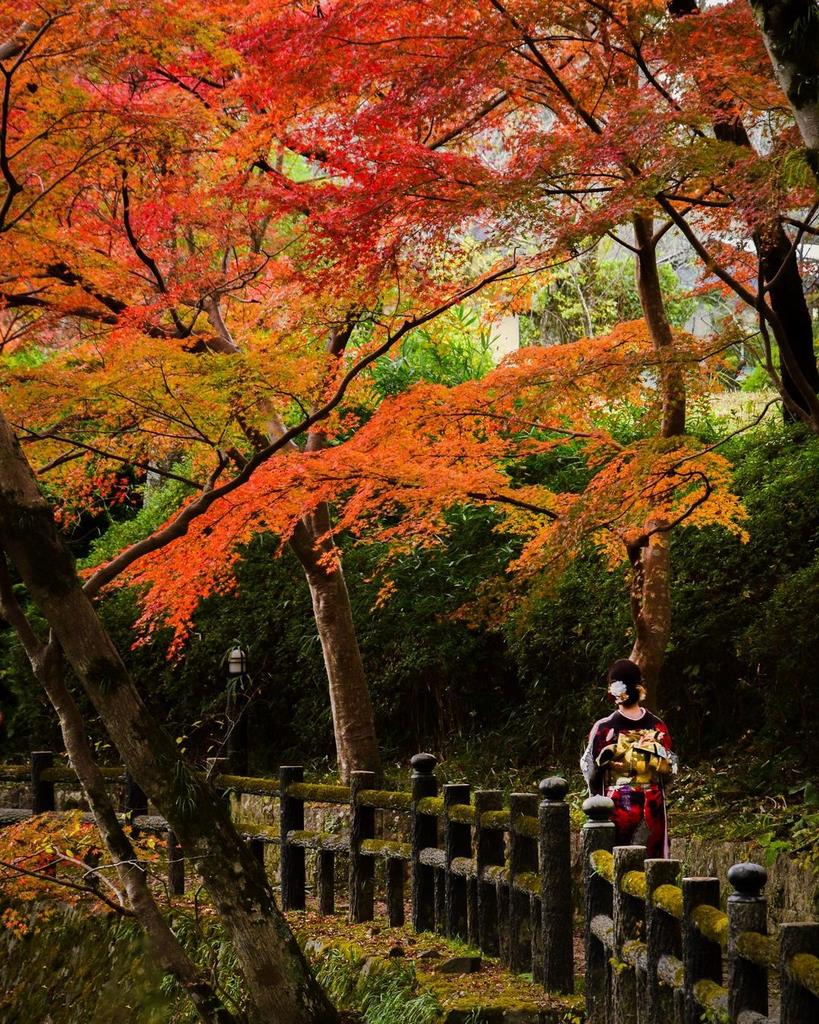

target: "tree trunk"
[627,526,671,708]
[627,217,682,703]
[255,384,381,782]
[633,213,687,438]
[749,0,819,178]
[289,508,381,782]
[754,221,819,419]
[0,412,337,1024]
[0,624,239,1024]
[711,114,819,419]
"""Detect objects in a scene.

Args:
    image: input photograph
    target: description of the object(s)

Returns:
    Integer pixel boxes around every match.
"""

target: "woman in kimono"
[580,659,677,858]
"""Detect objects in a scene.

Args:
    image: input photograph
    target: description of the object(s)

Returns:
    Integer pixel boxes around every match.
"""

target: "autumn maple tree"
[203,0,817,685]
[0,5,517,1019]
[1,0,818,1015]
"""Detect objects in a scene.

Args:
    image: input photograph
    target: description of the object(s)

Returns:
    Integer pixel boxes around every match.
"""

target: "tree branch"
[83,261,517,596]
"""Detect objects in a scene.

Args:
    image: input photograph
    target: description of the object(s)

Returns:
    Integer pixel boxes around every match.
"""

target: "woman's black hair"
[607,658,643,706]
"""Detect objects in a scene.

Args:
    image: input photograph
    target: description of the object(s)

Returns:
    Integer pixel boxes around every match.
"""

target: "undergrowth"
[312,945,442,1024]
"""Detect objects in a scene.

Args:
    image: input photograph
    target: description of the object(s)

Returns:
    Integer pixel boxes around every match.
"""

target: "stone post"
[537,776,573,993]
[779,923,819,1024]
[444,782,471,939]
[31,750,55,814]
[613,845,646,1024]
[682,877,721,1024]
[475,789,504,956]
[279,765,305,911]
[582,795,615,1024]
[349,770,376,923]
[727,862,768,1021]
[645,858,681,1024]
[509,792,538,973]
[410,753,438,933]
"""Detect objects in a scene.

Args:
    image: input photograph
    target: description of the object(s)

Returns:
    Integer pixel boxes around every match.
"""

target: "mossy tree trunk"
[0,411,337,1024]
[0,585,239,1024]
[750,0,819,179]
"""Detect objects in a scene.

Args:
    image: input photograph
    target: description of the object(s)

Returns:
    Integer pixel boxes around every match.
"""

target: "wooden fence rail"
[2,753,819,1023]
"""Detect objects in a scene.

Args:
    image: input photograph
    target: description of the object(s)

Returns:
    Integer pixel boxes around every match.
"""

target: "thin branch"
[428,91,509,149]
[17,426,201,488]
[0,858,134,916]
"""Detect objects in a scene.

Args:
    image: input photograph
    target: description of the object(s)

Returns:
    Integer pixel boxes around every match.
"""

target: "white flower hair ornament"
[608,680,629,702]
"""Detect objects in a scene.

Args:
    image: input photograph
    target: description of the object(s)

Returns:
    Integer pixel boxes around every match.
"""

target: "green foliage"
[0,904,170,1024]
[78,472,193,570]
[520,253,696,346]
[372,305,494,396]
[313,946,442,1024]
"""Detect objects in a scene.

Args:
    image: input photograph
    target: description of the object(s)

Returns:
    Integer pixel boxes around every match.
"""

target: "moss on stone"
[482,864,510,883]
[620,870,647,900]
[656,952,684,990]
[0,765,29,780]
[480,810,510,830]
[359,838,412,859]
[515,815,539,838]
[590,849,614,883]
[417,796,445,816]
[216,773,280,795]
[622,939,647,968]
[448,803,476,824]
[237,820,278,839]
[692,977,728,1011]
[287,829,344,849]
[789,952,819,999]
[513,871,541,895]
[651,883,683,919]
[356,788,413,811]
[286,782,349,804]
[735,929,777,967]
[39,767,75,783]
[691,904,729,949]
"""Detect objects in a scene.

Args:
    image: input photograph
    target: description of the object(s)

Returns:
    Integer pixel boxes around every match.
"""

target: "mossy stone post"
[31,750,54,813]
[386,857,405,926]
[497,869,511,968]
[434,860,446,934]
[444,782,471,940]
[780,923,819,1024]
[124,771,148,817]
[582,795,615,1024]
[509,792,538,974]
[475,789,504,956]
[411,752,438,933]
[645,858,681,1024]
[613,845,646,1024]
[279,765,305,911]
[727,862,768,1021]
[316,849,335,916]
[682,877,721,1024]
[467,868,479,948]
[537,777,573,993]
[167,828,184,895]
[349,770,376,923]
